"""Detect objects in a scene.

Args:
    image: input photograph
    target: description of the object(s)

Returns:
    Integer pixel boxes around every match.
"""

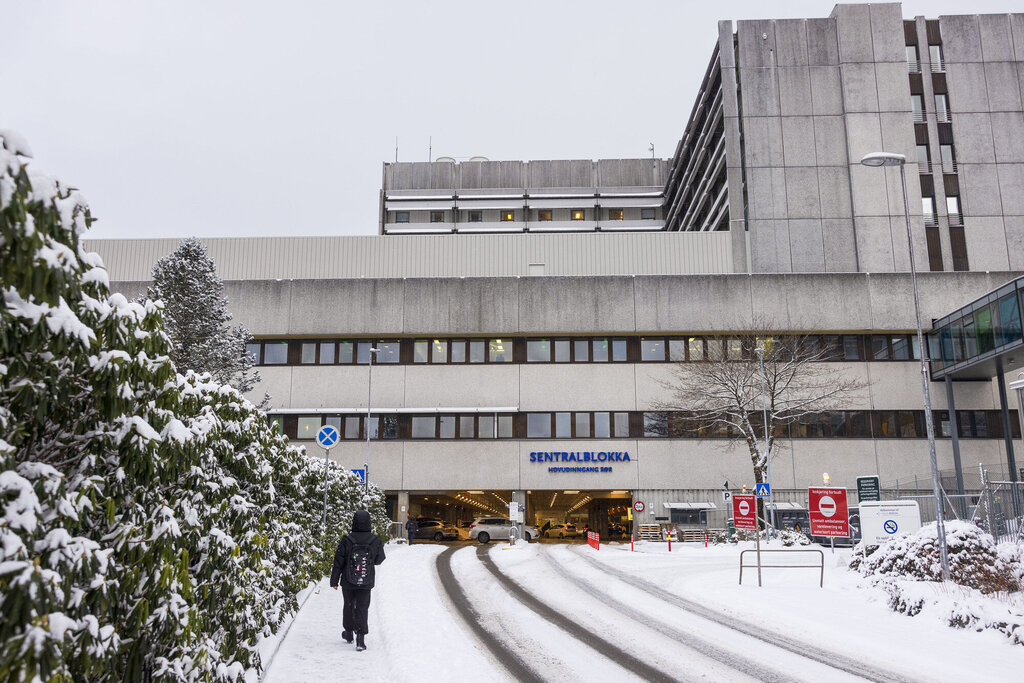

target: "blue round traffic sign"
[883,519,898,534]
[316,425,339,449]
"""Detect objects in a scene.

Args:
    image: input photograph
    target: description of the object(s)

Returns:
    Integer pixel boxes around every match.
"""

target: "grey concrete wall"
[943,12,1024,270]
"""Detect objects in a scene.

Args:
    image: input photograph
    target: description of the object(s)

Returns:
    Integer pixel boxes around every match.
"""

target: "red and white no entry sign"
[732,494,757,530]
[808,487,849,537]
[633,500,645,513]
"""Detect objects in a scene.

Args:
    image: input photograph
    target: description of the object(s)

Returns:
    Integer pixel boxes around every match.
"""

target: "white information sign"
[508,501,520,523]
[859,500,921,545]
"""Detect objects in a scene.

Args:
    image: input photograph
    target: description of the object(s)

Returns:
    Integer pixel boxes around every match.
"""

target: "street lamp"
[860,151,950,581]
[754,344,777,535]
[364,347,379,496]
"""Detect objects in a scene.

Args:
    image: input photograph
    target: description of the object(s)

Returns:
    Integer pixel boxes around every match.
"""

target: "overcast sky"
[3,1,1019,240]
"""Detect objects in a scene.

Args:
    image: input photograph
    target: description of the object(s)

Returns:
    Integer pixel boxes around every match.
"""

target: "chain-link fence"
[883,465,1024,545]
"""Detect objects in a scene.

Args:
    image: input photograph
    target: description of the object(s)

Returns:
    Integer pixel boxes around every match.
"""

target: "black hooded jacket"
[330,510,386,590]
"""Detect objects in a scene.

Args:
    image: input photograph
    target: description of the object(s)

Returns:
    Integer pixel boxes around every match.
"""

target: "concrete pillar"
[511,490,525,541]
[396,491,410,525]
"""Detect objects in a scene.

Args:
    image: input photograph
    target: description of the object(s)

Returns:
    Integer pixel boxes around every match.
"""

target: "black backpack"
[344,540,374,587]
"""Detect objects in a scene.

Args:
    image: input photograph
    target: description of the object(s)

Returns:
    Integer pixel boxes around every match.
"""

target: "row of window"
[274,409,1019,442]
[393,208,657,223]
[933,280,1024,369]
[246,334,926,367]
[910,93,951,123]
[905,43,944,72]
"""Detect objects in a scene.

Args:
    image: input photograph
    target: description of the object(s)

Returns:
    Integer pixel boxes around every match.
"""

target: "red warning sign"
[732,494,757,530]
[808,487,850,537]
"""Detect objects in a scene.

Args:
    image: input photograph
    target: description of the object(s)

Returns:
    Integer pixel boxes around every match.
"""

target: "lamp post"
[755,344,777,535]
[860,151,950,581]
[364,347,379,496]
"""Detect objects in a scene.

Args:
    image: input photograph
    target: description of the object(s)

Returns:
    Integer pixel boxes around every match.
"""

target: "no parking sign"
[732,494,757,530]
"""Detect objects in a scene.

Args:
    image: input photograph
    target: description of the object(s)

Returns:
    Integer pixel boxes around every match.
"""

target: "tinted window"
[527,413,551,438]
[264,342,288,364]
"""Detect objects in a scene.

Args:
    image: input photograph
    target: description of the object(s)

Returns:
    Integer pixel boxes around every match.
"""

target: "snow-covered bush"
[851,521,1021,594]
[0,130,388,681]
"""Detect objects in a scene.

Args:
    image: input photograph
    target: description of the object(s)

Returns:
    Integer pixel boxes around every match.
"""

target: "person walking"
[331,510,386,651]
[404,514,418,545]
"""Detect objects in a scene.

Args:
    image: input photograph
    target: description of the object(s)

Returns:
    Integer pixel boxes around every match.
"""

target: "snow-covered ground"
[261,540,1024,682]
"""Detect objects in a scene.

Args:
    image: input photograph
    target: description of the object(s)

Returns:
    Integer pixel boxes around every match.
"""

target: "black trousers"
[341,587,372,635]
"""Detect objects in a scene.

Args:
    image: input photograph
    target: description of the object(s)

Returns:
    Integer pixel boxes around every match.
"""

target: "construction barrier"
[587,531,600,550]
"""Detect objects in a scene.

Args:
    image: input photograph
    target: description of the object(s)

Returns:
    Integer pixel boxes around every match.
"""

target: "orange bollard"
[631,532,634,552]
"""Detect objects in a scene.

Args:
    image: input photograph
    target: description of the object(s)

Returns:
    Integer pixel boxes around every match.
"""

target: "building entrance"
[528,490,632,540]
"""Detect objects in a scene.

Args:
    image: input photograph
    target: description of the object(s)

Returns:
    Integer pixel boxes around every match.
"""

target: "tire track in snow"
[435,546,545,683]
[536,546,795,682]
[569,545,922,683]
[475,544,684,683]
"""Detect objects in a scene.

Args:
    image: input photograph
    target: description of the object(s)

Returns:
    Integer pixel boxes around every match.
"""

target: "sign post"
[856,476,881,503]
[732,494,761,586]
[316,425,340,540]
[809,487,849,553]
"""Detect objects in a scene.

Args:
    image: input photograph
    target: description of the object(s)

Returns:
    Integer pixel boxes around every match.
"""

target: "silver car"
[414,520,459,542]
[469,517,538,543]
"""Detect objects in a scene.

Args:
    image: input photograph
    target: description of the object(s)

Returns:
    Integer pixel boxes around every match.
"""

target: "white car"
[469,517,538,543]
[544,523,579,538]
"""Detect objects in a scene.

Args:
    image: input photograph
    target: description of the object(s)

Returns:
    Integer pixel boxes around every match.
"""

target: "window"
[439,415,455,439]
[614,412,630,437]
[319,342,335,364]
[538,210,552,221]
[643,412,667,437]
[573,339,589,362]
[264,342,288,365]
[430,211,445,223]
[380,416,398,439]
[413,340,429,363]
[668,339,686,361]
[459,415,475,438]
[940,144,955,172]
[934,93,950,122]
[478,415,494,438]
[929,44,943,71]
[497,415,513,438]
[611,338,627,361]
[412,416,435,438]
[377,341,400,363]
[344,416,360,438]
[338,341,354,364]
[688,337,704,360]
[268,414,283,434]
[574,413,590,438]
[594,412,611,438]
[469,339,486,363]
[608,209,623,220]
[527,413,551,438]
[641,338,665,361]
[450,340,467,363]
[395,211,410,223]
[297,417,321,439]
[911,94,925,121]
[946,195,961,224]
[467,210,483,223]
[571,209,585,221]
[489,339,512,363]
[431,339,447,363]
[726,339,743,361]
[245,343,261,363]
[641,208,656,220]
[501,210,515,222]
[554,340,571,362]
[527,339,551,362]
[922,196,936,222]
[916,144,930,171]
[905,44,919,68]
[592,338,609,362]
[301,343,316,364]
[555,412,571,438]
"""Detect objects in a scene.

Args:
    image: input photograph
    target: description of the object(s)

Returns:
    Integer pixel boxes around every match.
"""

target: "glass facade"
[930,276,1024,376]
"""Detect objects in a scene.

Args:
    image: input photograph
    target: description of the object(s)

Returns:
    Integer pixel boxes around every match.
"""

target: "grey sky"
[2,1,1018,240]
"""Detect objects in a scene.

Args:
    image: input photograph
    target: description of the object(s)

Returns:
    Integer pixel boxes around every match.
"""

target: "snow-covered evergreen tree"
[0,130,389,681]
[147,238,261,397]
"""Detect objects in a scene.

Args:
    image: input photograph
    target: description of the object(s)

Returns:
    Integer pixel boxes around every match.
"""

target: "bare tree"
[654,323,867,526]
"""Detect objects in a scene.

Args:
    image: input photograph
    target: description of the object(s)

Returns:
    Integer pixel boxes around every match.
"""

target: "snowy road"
[261,541,1024,682]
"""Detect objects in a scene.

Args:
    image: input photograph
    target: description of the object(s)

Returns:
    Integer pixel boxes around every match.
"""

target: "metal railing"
[941,159,958,174]
[907,60,921,73]
[931,59,945,73]
[948,212,963,227]
[918,160,932,174]
[739,549,825,587]
[912,110,927,123]
[936,111,952,123]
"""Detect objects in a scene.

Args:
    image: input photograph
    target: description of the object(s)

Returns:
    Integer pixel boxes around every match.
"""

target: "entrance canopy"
[930,275,1024,380]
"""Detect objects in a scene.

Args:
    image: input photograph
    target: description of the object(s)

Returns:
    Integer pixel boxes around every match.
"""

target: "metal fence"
[884,465,1024,545]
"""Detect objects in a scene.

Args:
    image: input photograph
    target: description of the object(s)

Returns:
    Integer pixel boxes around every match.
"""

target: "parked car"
[469,517,538,543]
[544,523,579,539]
[414,520,459,542]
